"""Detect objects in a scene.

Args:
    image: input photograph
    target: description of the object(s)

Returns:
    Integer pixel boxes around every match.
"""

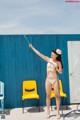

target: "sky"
[0,0,80,34]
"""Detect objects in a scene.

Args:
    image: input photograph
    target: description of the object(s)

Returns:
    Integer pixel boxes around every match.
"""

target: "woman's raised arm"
[29,44,50,62]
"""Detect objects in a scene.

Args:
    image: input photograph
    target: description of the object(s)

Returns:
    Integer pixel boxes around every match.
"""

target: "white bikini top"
[47,58,57,70]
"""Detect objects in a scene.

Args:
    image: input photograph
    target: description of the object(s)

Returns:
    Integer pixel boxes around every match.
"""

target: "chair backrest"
[51,80,63,93]
[59,80,63,93]
[0,81,4,96]
[22,80,37,95]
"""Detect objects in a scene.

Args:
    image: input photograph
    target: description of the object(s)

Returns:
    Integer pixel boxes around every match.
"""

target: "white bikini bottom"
[47,79,57,84]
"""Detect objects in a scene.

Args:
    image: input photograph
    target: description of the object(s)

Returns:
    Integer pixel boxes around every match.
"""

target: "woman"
[29,44,63,119]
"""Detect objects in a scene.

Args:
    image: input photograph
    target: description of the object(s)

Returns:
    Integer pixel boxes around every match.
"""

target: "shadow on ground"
[24,106,45,113]
[0,109,11,119]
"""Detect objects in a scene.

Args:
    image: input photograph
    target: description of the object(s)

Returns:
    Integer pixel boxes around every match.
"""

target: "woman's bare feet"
[56,113,61,119]
[46,109,50,119]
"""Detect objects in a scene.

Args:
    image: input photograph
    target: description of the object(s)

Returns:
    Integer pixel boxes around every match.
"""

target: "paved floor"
[0,105,80,120]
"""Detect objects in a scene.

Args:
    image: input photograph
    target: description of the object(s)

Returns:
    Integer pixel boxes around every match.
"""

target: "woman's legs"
[45,80,52,115]
[54,80,60,116]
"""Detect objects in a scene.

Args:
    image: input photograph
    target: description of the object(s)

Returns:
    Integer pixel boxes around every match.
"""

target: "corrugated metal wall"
[0,34,80,108]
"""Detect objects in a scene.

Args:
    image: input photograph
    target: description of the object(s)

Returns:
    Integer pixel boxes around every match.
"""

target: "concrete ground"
[0,105,80,120]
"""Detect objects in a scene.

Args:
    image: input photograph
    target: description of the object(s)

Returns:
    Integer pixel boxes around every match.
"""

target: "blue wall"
[0,34,80,108]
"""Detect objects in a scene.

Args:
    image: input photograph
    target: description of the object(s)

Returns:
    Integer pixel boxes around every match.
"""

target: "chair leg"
[60,98,64,117]
[65,98,68,110]
[51,106,53,111]
[22,100,24,113]
[51,99,53,111]
[64,98,68,110]
[1,100,4,114]
[61,97,64,106]
[38,99,40,112]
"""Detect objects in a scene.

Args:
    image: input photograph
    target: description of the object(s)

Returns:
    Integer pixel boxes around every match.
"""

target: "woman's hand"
[29,44,32,48]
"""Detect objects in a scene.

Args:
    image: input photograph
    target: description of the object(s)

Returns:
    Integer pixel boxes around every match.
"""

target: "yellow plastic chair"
[22,80,40,113]
[50,80,67,110]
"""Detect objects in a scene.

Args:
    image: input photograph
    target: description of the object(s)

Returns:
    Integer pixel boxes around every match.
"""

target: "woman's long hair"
[52,49,63,69]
